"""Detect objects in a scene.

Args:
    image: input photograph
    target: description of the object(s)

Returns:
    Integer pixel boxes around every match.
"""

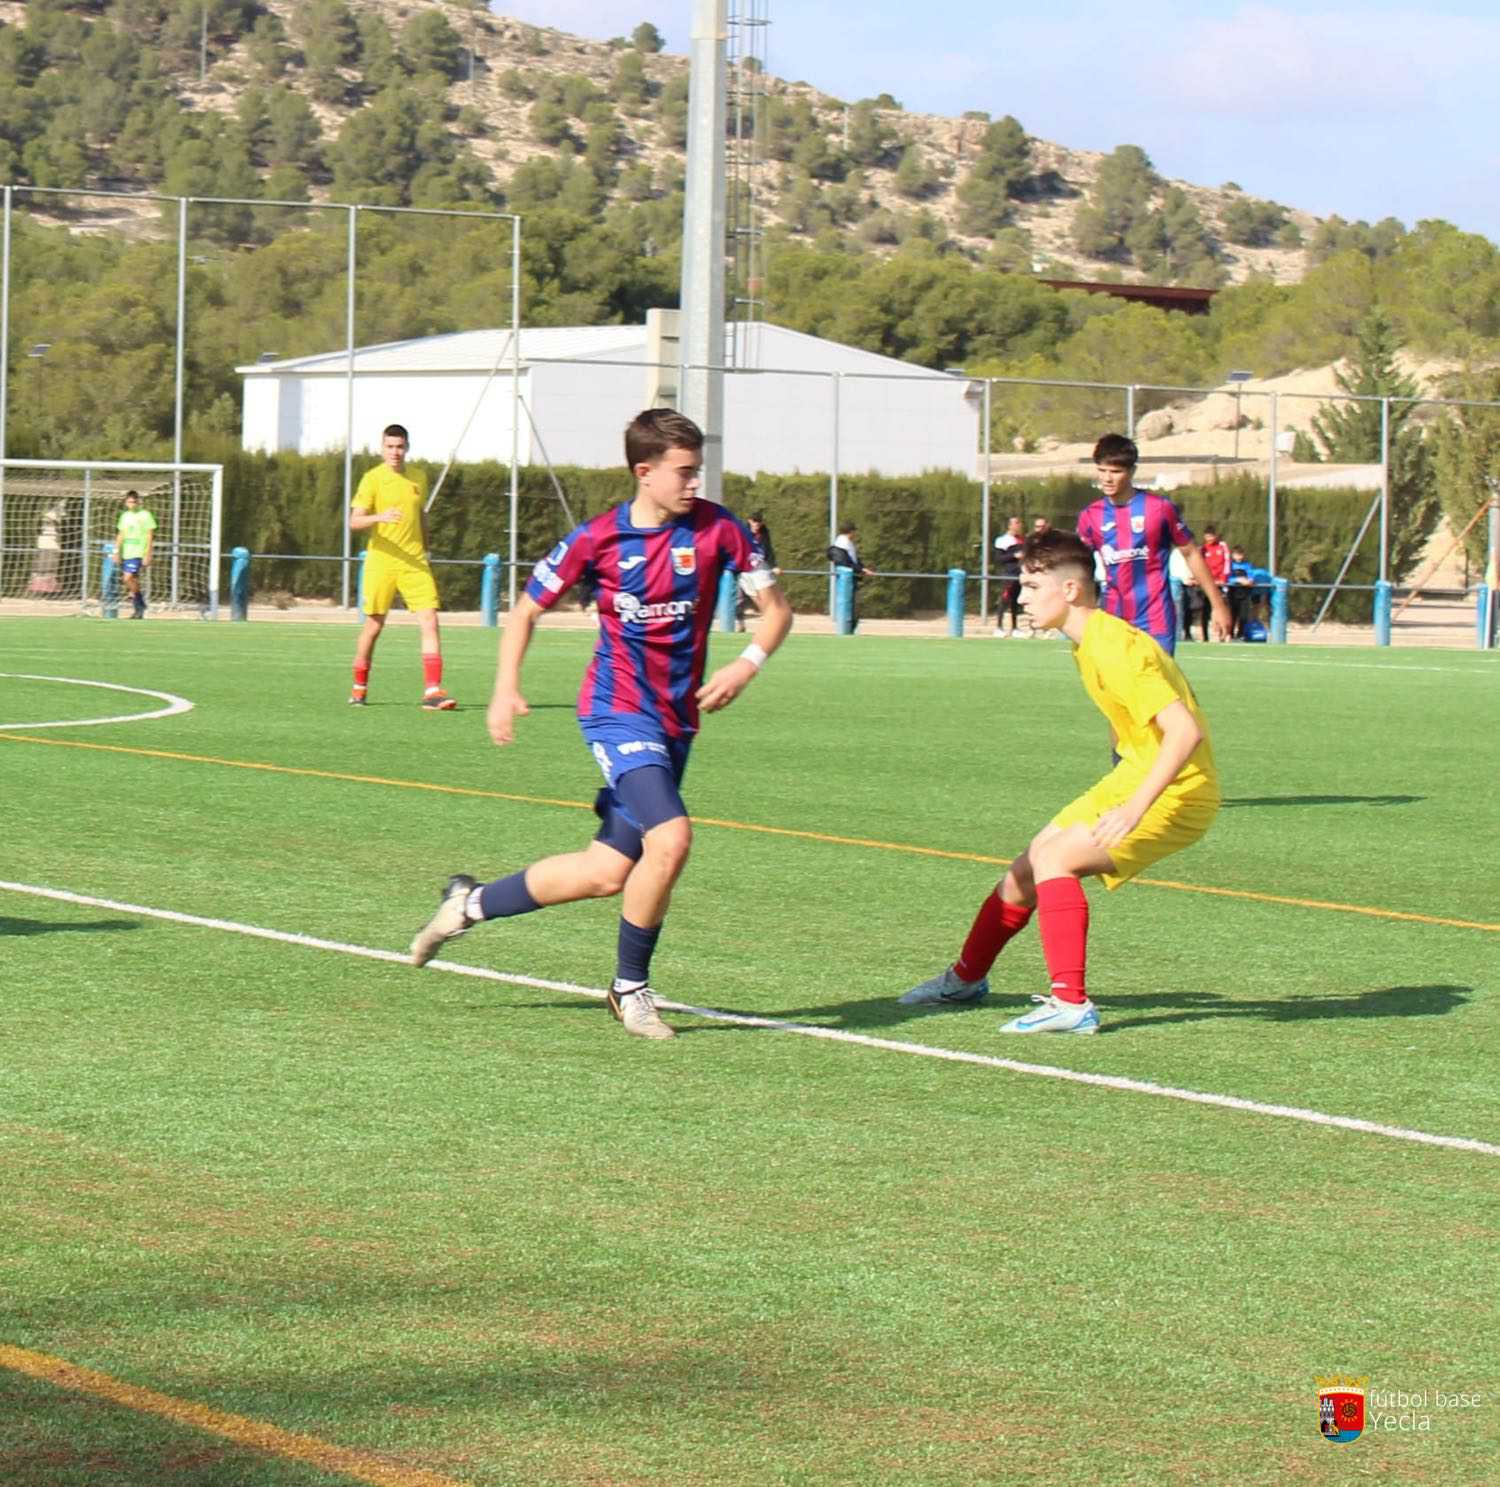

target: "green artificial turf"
[2,617,1496,1486]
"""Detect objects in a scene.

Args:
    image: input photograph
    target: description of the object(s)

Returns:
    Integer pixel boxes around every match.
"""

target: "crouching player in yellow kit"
[899,529,1220,1033]
[348,423,456,710]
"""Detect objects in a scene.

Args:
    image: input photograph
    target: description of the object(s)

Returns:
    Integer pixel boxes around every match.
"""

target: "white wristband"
[739,642,768,671]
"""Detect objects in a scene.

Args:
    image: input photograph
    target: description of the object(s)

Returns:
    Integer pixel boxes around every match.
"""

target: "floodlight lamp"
[28,342,51,357]
[1226,369,1254,383]
[257,351,281,363]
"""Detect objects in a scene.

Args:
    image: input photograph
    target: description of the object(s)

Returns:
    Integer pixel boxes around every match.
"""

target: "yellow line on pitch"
[0,1343,471,1487]
[4,732,1496,933]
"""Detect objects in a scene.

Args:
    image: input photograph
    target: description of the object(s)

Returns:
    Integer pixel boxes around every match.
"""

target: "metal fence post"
[716,568,737,631]
[230,545,250,620]
[1270,576,1289,644]
[100,540,118,618]
[834,567,855,634]
[828,370,841,619]
[481,552,501,626]
[946,569,966,637]
[1373,579,1393,646]
[1268,391,1279,575]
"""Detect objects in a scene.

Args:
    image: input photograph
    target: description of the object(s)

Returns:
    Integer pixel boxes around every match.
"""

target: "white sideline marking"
[0,674,193,730]
[3,878,1496,1159]
[1181,654,1494,677]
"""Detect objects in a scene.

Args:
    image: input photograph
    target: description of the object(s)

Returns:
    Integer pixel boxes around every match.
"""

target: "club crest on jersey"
[670,546,697,575]
[1131,514,1146,533]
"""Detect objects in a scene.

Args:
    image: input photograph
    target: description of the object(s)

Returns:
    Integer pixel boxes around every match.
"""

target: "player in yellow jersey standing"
[348,424,456,710]
[116,490,156,619]
[898,529,1220,1033]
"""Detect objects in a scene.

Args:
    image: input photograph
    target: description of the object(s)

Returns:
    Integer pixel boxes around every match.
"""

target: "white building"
[237,319,982,478]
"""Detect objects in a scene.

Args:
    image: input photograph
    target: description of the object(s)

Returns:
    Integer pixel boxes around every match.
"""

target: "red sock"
[1036,878,1089,1003]
[954,894,1034,983]
[422,654,443,691]
[352,663,370,690]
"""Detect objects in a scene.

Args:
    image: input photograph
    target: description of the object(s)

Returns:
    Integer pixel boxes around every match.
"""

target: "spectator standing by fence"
[828,521,872,631]
[1227,545,1258,638]
[993,515,1025,637]
[1195,526,1231,642]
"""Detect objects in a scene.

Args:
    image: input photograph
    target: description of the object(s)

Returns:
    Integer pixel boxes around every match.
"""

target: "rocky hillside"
[3,0,1326,285]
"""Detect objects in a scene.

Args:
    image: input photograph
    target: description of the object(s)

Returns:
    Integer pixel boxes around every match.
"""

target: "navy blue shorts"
[121,557,143,575]
[580,717,692,860]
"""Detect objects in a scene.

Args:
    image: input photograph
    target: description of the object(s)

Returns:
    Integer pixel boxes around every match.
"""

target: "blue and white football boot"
[999,994,1100,1034]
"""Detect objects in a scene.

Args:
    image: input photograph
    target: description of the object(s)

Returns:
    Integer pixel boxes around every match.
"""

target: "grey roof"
[236,325,643,376]
[236,322,956,380]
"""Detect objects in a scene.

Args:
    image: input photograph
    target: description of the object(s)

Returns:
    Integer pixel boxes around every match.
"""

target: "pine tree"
[956,116,1030,235]
[1308,307,1437,579]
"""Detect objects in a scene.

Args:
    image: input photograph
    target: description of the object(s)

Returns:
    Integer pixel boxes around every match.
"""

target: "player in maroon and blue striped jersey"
[409,410,794,1040]
[1076,434,1231,655]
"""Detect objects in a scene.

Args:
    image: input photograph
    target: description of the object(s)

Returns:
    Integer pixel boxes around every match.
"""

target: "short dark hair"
[748,510,766,524]
[1204,524,1219,539]
[838,519,858,536]
[382,423,409,443]
[1092,432,1138,468]
[1022,529,1097,590]
[124,489,140,500]
[625,408,704,469]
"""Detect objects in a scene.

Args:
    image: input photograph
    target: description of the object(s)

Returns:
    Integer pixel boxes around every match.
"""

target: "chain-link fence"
[3,183,1498,640]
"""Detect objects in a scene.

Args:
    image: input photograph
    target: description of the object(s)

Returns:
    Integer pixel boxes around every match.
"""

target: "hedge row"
[216,450,1406,623]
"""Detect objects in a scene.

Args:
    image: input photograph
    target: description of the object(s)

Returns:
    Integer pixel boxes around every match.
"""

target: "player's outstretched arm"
[697,583,793,713]
[488,594,541,745]
[1181,541,1232,640]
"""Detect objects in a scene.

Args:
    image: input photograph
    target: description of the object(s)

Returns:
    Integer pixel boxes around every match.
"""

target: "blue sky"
[492,2,1500,244]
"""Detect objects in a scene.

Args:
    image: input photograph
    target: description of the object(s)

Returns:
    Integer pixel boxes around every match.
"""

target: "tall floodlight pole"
[679,0,728,501]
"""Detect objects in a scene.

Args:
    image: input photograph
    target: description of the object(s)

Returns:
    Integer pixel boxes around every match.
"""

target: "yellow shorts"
[1050,768,1220,890]
[364,560,439,616]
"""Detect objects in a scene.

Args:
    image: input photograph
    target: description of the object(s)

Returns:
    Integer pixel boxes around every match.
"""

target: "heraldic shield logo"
[1318,1376,1368,1443]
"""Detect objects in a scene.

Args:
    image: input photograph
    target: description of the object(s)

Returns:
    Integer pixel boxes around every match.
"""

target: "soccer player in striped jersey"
[409,410,794,1039]
[898,530,1220,1033]
[1076,433,1231,654]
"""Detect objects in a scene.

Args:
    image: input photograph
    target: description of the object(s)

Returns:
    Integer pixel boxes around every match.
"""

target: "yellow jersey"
[1072,608,1219,800]
[352,462,429,566]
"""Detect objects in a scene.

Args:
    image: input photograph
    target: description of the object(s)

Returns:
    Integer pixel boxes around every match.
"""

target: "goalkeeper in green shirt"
[116,490,156,619]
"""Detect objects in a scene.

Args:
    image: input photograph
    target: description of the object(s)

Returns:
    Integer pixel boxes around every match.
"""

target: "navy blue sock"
[477,871,541,921]
[615,917,662,985]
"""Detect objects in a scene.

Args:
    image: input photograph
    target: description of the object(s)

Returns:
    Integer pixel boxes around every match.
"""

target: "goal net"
[0,460,223,616]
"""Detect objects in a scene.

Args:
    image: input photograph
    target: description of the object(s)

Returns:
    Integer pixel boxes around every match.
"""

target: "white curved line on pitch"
[3,879,1495,1158]
[0,674,194,730]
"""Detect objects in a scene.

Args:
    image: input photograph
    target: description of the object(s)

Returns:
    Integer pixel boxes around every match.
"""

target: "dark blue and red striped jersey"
[1077,489,1194,648]
[526,499,767,738]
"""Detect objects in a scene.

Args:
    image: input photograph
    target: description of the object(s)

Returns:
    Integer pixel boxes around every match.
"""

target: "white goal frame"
[0,460,224,617]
